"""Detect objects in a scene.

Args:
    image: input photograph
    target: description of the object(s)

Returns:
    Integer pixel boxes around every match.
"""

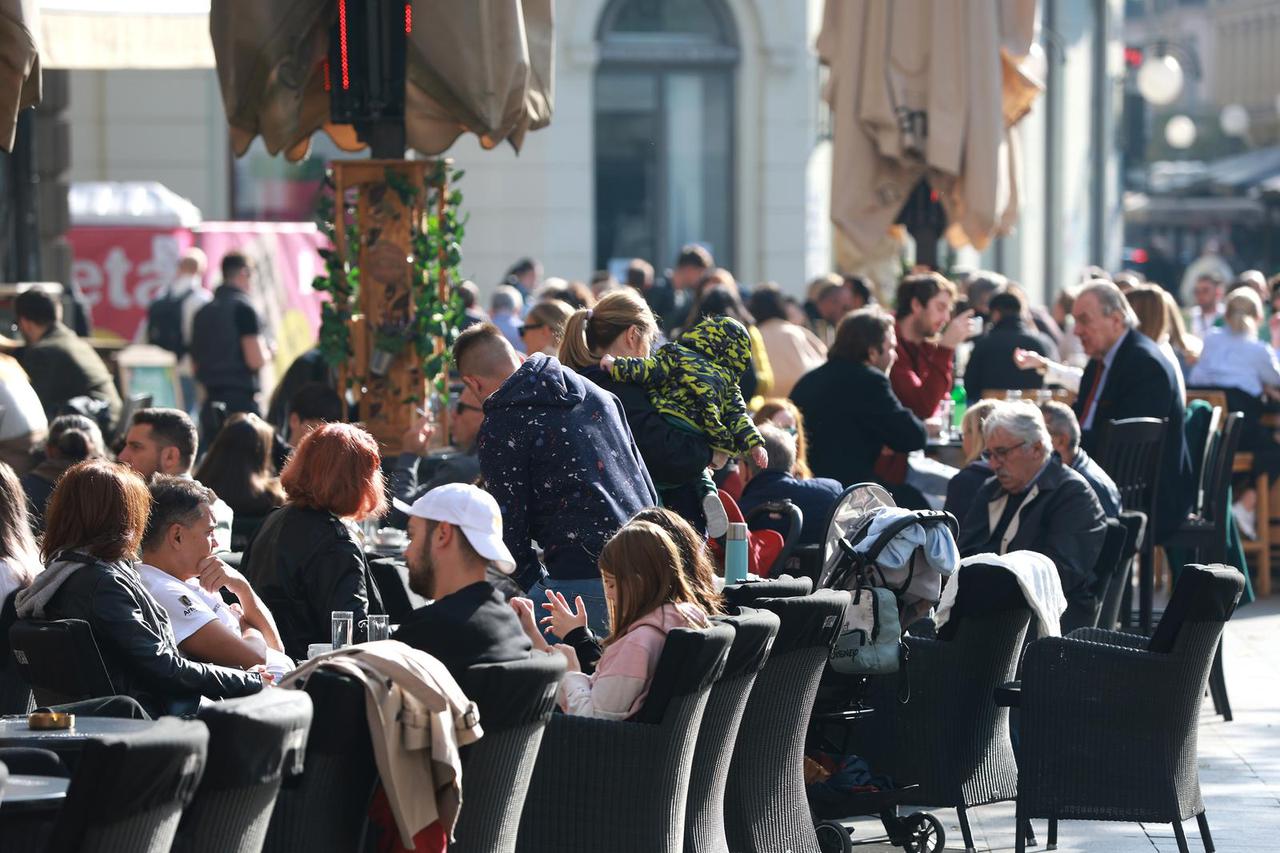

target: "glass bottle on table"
[950,380,967,433]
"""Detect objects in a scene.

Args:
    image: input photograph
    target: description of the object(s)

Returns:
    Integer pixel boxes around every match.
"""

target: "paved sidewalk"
[842,596,1280,852]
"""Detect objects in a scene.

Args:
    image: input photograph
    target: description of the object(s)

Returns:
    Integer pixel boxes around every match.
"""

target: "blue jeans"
[526,576,610,642]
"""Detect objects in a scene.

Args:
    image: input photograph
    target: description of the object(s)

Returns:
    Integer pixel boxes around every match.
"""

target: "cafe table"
[0,716,153,752]
[0,773,68,815]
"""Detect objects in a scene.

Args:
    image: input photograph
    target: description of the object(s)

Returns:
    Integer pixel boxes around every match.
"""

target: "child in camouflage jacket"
[601,314,767,536]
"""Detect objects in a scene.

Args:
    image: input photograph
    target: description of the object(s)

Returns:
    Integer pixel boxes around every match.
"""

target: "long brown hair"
[0,461,39,584]
[630,508,724,614]
[194,412,285,515]
[753,399,812,478]
[1125,285,1168,344]
[598,521,701,646]
[558,288,657,370]
[281,423,386,520]
[41,459,151,563]
[1160,287,1202,361]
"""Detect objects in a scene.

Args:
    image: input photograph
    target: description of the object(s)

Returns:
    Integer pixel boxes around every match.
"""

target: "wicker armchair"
[48,718,210,853]
[452,653,566,853]
[516,624,734,853]
[175,690,314,853]
[685,608,781,853]
[850,562,1032,853]
[1015,563,1245,853]
[723,589,848,853]
[723,575,814,606]
[262,669,378,853]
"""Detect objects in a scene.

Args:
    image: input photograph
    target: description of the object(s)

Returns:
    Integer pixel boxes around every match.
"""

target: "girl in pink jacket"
[546,520,711,720]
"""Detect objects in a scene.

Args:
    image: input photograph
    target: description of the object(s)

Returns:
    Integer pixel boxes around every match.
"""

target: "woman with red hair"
[242,423,388,659]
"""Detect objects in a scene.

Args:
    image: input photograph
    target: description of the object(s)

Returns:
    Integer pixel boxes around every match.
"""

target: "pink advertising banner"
[68,221,330,378]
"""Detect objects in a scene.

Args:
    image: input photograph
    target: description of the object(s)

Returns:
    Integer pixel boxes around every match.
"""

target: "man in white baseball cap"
[390,483,531,674]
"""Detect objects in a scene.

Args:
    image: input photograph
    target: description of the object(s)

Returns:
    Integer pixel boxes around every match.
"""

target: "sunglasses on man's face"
[519,324,545,337]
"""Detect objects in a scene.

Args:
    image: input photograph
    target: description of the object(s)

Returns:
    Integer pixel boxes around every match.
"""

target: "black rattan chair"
[516,624,734,853]
[1098,511,1145,632]
[1014,563,1245,853]
[723,575,813,606]
[9,619,115,707]
[685,607,781,853]
[262,669,378,853]
[451,653,566,853]
[0,590,33,714]
[1096,416,1167,633]
[174,690,314,853]
[723,590,848,853]
[852,562,1032,853]
[1060,517,1127,634]
[47,717,209,853]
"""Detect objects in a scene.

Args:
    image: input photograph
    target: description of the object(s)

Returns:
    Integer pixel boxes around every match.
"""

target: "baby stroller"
[807,484,957,853]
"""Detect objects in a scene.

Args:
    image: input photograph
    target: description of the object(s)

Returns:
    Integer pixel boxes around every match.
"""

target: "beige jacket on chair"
[282,641,483,846]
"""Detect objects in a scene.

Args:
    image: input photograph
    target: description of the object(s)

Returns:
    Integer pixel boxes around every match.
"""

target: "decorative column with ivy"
[312,159,466,453]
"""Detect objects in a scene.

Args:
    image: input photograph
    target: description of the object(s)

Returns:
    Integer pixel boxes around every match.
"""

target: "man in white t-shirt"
[118,407,234,550]
[138,475,290,672]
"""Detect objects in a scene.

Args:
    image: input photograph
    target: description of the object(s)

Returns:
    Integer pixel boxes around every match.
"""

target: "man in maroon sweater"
[876,272,973,488]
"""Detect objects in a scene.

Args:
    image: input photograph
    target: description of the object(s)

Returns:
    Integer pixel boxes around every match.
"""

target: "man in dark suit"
[737,423,843,546]
[964,289,1056,401]
[958,402,1107,627]
[1070,281,1191,542]
[791,308,927,493]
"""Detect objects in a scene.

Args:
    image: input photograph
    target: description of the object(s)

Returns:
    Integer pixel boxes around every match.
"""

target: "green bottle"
[951,381,967,431]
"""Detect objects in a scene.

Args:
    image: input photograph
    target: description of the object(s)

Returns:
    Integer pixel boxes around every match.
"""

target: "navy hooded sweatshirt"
[478,353,658,589]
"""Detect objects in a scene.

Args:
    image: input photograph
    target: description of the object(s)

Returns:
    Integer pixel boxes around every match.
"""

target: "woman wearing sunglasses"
[520,300,575,357]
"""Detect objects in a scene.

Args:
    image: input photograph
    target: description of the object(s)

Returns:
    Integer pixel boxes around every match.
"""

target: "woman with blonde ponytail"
[561,289,718,532]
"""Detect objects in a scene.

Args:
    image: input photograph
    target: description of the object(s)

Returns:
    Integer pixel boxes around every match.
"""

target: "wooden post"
[332,159,430,453]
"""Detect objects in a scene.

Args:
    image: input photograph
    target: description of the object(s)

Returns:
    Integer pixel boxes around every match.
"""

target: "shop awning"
[38,0,214,70]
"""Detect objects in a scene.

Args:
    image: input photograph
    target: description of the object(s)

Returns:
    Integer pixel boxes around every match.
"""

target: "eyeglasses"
[519,324,544,337]
[454,401,483,415]
[981,442,1026,463]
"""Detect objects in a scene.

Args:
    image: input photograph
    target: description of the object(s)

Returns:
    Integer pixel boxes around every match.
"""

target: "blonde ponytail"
[557,288,658,370]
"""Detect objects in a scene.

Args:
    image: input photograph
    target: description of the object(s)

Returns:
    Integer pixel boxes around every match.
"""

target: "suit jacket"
[958,455,1107,612]
[963,316,1054,401]
[790,358,927,488]
[1073,330,1191,542]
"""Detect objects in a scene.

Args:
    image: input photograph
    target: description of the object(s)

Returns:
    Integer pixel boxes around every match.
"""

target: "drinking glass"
[937,399,954,441]
[367,614,391,643]
[331,611,354,648]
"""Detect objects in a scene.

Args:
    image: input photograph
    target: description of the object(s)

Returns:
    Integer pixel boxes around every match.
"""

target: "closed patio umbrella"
[210,0,555,161]
[0,0,40,152]
[817,0,1041,254]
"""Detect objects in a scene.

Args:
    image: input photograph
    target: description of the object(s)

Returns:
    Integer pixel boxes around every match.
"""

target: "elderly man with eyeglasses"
[386,386,487,530]
[956,400,1107,629]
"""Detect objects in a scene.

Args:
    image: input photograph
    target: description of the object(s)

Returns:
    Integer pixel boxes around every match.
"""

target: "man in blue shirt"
[1040,401,1122,519]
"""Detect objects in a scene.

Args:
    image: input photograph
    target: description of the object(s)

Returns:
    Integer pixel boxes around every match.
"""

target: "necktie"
[1079,358,1105,426]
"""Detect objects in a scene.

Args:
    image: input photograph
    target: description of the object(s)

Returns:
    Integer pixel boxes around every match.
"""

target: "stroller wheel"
[900,811,945,852]
[815,820,854,853]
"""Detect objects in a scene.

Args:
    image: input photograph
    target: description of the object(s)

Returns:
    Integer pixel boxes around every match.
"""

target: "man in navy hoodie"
[453,323,658,635]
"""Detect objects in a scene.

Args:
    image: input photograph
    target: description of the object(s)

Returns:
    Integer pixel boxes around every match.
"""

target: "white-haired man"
[957,401,1107,629]
[1071,280,1191,543]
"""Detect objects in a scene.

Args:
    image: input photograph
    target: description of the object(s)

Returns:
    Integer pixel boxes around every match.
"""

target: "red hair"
[281,423,387,520]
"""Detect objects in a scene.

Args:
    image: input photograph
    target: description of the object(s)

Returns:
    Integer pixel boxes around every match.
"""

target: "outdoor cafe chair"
[174,689,314,853]
[851,562,1032,853]
[1095,416,1167,633]
[515,624,734,853]
[1014,563,1244,853]
[723,590,847,853]
[451,652,566,853]
[9,619,115,708]
[684,607,780,853]
[0,590,34,714]
[1098,511,1146,633]
[47,717,209,853]
[261,668,378,853]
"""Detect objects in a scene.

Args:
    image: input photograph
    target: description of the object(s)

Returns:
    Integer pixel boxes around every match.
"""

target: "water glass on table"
[367,614,391,642]
[331,611,354,648]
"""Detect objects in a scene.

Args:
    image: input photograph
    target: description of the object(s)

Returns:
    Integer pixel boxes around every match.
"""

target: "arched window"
[594,0,738,274]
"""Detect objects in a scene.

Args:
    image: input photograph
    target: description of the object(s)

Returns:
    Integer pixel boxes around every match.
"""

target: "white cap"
[393,483,516,574]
